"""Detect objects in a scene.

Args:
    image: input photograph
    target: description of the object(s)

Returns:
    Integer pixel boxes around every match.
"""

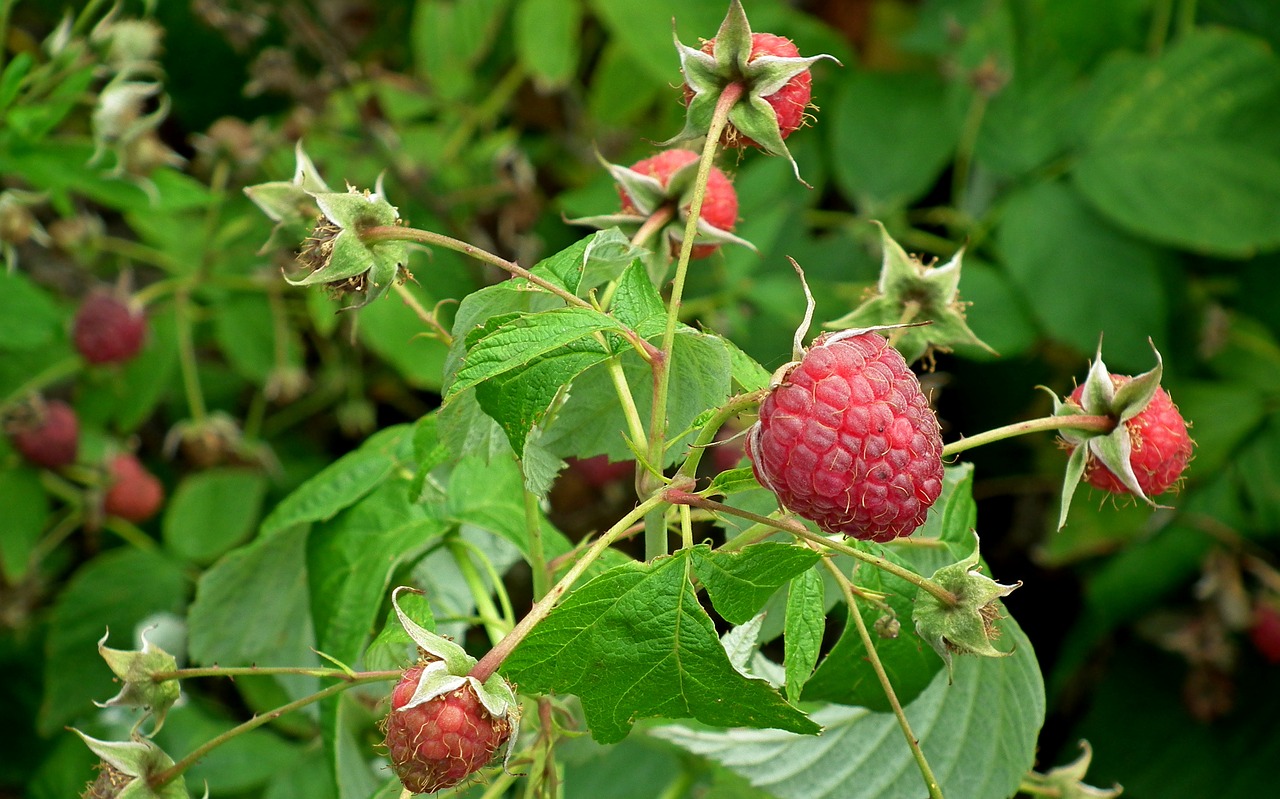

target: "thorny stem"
[361,225,656,362]
[468,493,668,684]
[942,414,1114,458]
[392,282,451,343]
[641,82,744,560]
[149,670,401,789]
[822,557,945,799]
[664,490,959,607]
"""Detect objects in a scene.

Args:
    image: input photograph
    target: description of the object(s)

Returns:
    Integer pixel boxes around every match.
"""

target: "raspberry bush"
[2,2,1277,799]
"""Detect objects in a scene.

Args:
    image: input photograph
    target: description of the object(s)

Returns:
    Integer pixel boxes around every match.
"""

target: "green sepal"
[1054,340,1167,516]
[392,586,475,675]
[72,731,192,799]
[824,222,995,363]
[912,532,1020,680]
[95,629,181,735]
[667,0,838,182]
[1022,741,1123,799]
[243,142,329,253]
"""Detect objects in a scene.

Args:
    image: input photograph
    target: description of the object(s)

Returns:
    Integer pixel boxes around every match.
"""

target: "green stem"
[151,665,397,682]
[822,557,944,799]
[605,356,648,447]
[448,538,512,644]
[664,490,959,607]
[468,493,668,684]
[102,517,158,552]
[1175,0,1198,37]
[149,671,400,790]
[361,225,656,362]
[524,486,549,601]
[643,83,743,497]
[0,0,15,72]
[630,205,676,252]
[173,290,207,424]
[942,414,1113,458]
[675,389,767,481]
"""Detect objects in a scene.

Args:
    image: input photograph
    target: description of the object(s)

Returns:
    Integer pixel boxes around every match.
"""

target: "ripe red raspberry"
[746,331,944,542]
[103,453,164,523]
[6,399,78,469]
[619,149,738,259]
[685,33,813,148]
[1250,602,1280,665]
[73,290,148,365]
[384,665,513,794]
[1067,378,1192,497]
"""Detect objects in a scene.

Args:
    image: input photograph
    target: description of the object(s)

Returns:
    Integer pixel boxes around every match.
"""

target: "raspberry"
[103,453,164,523]
[746,331,944,542]
[73,290,148,365]
[619,149,738,259]
[384,665,513,794]
[1250,603,1280,665]
[7,399,79,469]
[685,33,813,148]
[1067,378,1192,497]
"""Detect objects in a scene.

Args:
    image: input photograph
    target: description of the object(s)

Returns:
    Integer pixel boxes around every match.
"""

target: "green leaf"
[474,335,611,456]
[998,180,1168,369]
[39,549,188,735]
[828,71,962,209]
[705,466,760,498]
[587,0,725,85]
[412,0,509,99]
[515,0,581,88]
[1071,28,1280,255]
[307,480,447,663]
[438,453,573,562]
[503,550,819,743]
[447,306,626,401]
[260,425,412,535]
[783,568,824,702]
[721,333,771,392]
[163,469,268,564]
[610,260,665,329]
[0,270,61,351]
[212,293,302,385]
[187,525,318,698]
[0,466,48,583]
[802,546,944,710]
[690,543,821,625]
[652,620,1044,799]
[539,328,731,466]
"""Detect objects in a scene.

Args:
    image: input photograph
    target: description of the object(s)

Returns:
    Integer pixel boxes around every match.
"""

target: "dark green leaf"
[828,71,962,209]
[515,0,582,88]
[261,425,411,535]
[0,466,48,583]
[163,468,268,564]
[999,180,1168,370]
[610,261,665,329]
[1071,29,1280,255]
[503,550,819,743]
[783,568,824,702]
[307,479,447,663]
[690,543,821,625]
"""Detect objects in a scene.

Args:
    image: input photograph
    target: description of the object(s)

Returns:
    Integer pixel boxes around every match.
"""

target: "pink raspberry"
[619,149,738,259]
[384,665,513,794]
[685,33,813,148]
[747,331,944,542]
[6,398,79,469]
[73,290,148,365]
[1251,603,1280,665]
[103,453,164,523]
[1067,378,1192,497]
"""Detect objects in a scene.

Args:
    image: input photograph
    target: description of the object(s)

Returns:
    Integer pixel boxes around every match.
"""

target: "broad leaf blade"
[503,550,819,743]
[690,543,821,625]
